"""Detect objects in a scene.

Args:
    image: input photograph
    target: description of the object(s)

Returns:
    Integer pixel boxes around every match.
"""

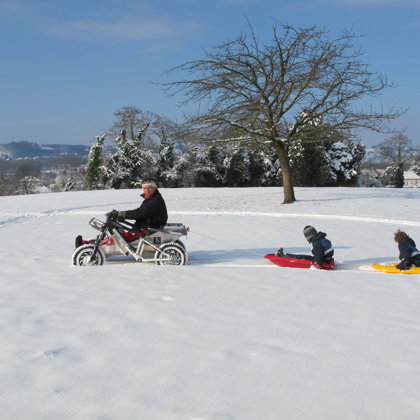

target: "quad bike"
[72,214,188,266]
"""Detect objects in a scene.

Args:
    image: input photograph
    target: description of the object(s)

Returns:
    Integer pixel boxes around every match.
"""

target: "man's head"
[141,179,157,198]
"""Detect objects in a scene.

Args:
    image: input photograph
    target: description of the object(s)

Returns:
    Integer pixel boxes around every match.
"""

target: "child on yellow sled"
[394,230,420,271]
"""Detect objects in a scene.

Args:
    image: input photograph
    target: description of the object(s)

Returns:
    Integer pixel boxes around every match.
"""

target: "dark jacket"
[311,232,334,265]
[124,190,168,229]
[397,237,420,269]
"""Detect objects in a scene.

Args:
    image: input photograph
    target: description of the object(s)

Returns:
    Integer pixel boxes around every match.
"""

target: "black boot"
[275,248,284,257]
[75,235,83,248]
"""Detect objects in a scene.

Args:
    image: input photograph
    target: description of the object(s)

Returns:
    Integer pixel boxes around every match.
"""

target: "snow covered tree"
[247,151,266,186]
[172,151,196,187]
[108,106,156,149]
[208,146,227,185]
[104,106,192,188]
[86,135,105,189]
[225,150,249,187]
[358,167,385,187]
[412,158,420,177]
[384,161,405,188]
[64,177,75,191]
[247,149,280,187]
[0,171,10,195]
[193,146,226,187]
[287,120,364,186]
[288,138,332,186]
[324,139,365,185]
[377,131,412,188]
[108,106,184,153]
[101,125,156,189]
[156,136,176,187]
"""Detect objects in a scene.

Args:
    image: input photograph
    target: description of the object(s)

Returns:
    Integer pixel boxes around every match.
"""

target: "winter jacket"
[124,190,168,229]
[396,237,420,270]
[311,232,334,265]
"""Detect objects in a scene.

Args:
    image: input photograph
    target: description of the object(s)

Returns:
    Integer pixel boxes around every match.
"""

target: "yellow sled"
[371,263,420,274]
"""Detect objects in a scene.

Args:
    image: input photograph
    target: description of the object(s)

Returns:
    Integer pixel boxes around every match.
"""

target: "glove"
[117,211,126,221]
[106,209,119,220]
[310,263,321,270]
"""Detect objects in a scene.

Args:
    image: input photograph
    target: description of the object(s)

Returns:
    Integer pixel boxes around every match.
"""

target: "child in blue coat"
[276,225,334,269]
[395,230,420,270]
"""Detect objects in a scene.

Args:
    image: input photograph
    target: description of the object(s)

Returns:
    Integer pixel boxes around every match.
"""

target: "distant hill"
[0,141,89,159]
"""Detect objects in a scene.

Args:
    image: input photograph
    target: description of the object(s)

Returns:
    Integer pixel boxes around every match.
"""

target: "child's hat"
[303,225,317,243]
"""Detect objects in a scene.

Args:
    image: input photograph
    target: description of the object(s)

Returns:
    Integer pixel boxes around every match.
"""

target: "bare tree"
[14,163,40,194]
[377,130,413,188]
[107,106,152,148]
[163,23,403,203]
[108,106,174,151]
[109,106,144,142]
[0,171,10,196]
[377,130,412,164]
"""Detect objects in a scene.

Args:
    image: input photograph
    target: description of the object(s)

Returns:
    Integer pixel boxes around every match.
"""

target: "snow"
[1,186,420,420]
[405,170,420,180]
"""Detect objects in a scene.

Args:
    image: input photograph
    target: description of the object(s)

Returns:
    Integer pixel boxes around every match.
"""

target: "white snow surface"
[1,187,420,420]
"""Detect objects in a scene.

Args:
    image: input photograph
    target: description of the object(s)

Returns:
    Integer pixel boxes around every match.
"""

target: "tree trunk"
[275,142,296,204]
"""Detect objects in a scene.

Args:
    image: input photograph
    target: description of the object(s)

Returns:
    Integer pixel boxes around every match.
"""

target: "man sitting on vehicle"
[109,179,168,229]
[75,180,168,248]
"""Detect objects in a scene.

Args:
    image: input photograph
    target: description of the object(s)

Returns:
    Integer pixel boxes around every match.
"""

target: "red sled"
[264,254,335,270]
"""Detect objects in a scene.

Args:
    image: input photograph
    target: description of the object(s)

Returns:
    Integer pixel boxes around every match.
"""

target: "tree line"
[84,106,367,191]
[0,107,418,195]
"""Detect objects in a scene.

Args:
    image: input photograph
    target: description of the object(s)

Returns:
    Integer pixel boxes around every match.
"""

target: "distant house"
[404,170,420,187]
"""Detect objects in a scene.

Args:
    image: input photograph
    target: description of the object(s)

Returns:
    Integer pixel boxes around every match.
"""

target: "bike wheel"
[175,239,186,251]
[155,242,187,266]
[72,245,105,266]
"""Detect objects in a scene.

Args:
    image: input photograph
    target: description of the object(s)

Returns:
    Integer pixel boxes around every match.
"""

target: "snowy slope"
[1,187,420,420]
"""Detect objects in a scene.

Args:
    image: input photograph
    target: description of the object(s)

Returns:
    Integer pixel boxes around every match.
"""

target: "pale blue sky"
[1,0,419,146]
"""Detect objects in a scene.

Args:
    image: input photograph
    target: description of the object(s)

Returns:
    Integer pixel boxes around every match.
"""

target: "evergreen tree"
[376,131,414,188]
[225,150,249,187]
[64,177,75,192]
[86,135,105,189]
[261,148,281,186]
[108,106,158,150]
[101,125,156,189]
[358,167,385,187]
[208,146,227,185]
[324,140,365,185]
[193,146,226,187]
[247,149,280,186]
[288,139,331,186]
[157,137,176,187]
[0,171,10,196]
[384,161,405,188]
[247,150,266,187]
[172,151,196,187]
[411,157,420,177]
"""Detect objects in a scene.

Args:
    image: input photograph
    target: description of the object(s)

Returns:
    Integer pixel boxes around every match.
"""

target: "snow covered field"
[1,186,420,420]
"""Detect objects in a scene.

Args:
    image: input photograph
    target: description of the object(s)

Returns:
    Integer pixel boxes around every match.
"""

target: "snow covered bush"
[324,140,365,185]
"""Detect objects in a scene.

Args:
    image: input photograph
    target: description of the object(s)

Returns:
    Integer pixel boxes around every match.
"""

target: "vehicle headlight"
[89,218,105,230]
